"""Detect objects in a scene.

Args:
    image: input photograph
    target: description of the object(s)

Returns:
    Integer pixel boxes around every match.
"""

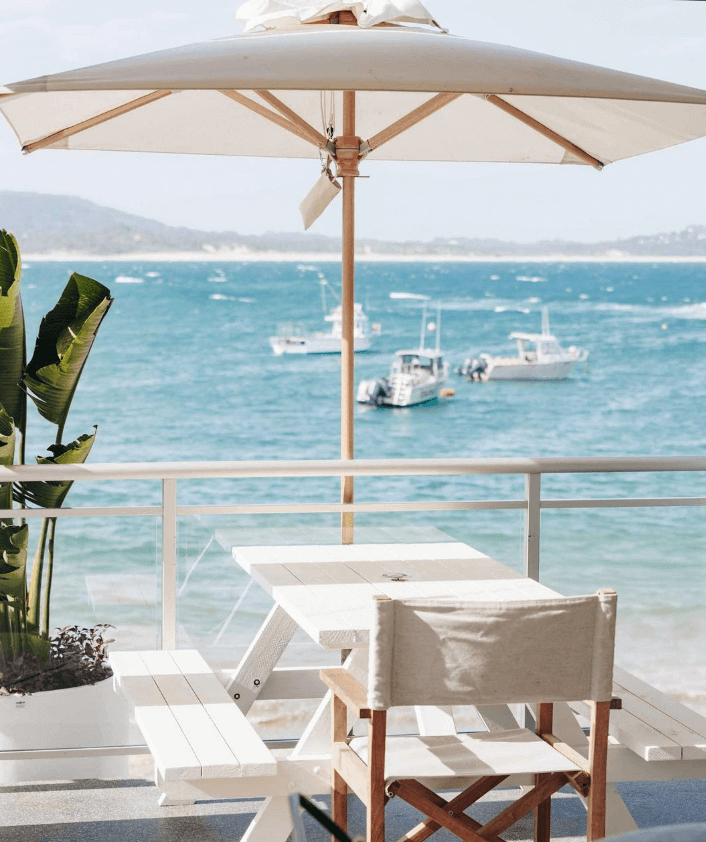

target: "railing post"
[524,472,541,581]
[161,478,178,650]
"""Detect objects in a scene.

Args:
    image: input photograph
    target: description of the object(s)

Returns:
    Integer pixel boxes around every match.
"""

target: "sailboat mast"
[320,279,328,315]
[436,304,441,353]
[542,306,550,336]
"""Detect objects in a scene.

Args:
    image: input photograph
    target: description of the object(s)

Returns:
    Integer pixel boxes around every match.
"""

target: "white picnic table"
[232,540,559,650]
[113,536,706,841]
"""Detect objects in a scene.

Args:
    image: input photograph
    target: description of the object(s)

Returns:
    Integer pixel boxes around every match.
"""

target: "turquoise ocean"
[17,258,706,712]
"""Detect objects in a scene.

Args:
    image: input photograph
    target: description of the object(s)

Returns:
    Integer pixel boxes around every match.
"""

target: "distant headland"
[2,190,705,261]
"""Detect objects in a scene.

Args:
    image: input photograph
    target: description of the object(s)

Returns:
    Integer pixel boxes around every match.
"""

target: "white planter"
[0,676,130,784]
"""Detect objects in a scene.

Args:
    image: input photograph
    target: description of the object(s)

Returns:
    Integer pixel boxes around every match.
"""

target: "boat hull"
[357,371,447,408]
[269,335,372,355]
[484,359,577,381]
[382,387,442,407]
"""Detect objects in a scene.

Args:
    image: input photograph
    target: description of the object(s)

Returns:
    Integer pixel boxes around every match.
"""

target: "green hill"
[1,191,705,257]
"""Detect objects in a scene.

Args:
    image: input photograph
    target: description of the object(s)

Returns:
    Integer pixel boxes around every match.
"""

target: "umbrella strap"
[297,794,358,842]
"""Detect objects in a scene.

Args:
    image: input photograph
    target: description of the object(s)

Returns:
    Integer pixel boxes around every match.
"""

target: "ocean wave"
[145,271,160,278]
[516,275,546,283]
[436,300,502,312]
[114,275,143,284]
[594,302,642,312]
[390,292,431,300]
[494,306,530,313]
[668,302,706,320]
[595,300,706,320]
[209,293,235,301]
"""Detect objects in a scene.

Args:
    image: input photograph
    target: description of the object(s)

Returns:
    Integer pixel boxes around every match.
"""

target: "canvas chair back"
[367,592,617,710]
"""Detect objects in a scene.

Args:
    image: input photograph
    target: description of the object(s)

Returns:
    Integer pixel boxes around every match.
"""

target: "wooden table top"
[232,541,562,649]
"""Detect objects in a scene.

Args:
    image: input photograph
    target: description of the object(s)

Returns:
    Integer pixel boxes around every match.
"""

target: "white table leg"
[292,648,368,757]
[415,706,456,735]
[550,702,639,835]
[477,704,521,732]
[225,604,298,713]
[158,792,196,807]
[241,795,293,842]
[291,692,333,758]
[605,783,639,836]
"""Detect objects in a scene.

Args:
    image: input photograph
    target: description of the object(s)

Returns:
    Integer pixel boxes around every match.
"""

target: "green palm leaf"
[0,231,26,432]
[0,523,28,602]
[16,429,96,509]
[0,407,16,515]
[23,274,112,434]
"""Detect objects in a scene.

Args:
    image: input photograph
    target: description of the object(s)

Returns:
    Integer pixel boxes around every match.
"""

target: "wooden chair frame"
[321,667,617,842]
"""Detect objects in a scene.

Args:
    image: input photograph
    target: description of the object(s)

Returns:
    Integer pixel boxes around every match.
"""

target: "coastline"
[21,250,706,264]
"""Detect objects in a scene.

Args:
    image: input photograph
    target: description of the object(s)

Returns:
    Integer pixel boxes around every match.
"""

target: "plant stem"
[17,428,26,522]
[27,517,49,631]
[0,601,10,636]
[39,517,56,637]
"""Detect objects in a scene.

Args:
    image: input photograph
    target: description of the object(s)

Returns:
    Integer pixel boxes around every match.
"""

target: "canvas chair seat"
[348,727,582,782]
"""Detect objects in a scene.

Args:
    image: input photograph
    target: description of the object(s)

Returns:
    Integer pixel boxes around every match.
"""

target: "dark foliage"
[0,624,115,695]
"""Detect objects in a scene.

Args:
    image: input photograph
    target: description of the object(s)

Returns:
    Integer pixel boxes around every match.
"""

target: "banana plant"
[0,407,15,518]
[0,230,113,660]
[0,231,25,463]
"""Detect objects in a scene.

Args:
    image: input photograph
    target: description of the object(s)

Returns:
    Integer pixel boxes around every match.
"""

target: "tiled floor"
[1,776,706,842]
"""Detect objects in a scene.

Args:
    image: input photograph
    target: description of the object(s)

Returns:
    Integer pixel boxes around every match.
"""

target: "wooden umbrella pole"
[336,90,360,544]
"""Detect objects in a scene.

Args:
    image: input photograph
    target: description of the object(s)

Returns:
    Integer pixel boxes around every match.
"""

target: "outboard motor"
[458,357,487,381]
[356,378,390,406]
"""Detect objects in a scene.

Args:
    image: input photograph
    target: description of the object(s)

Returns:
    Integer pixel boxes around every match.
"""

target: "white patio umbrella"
[3,0,706,538]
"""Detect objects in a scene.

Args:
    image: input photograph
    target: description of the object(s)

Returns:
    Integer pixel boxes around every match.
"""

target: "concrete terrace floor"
[1,776,706,842]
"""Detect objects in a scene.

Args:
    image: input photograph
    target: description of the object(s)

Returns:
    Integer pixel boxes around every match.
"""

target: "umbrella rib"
[22,90,172,154]
[485,94,604,169]
[367,92,463,151]
[219,90,322,148]
[256,91,328,147]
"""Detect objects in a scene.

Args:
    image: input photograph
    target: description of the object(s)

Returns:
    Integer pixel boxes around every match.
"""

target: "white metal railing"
[1,456,705,648]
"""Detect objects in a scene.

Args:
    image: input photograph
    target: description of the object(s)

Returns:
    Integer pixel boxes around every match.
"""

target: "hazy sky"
[1,0,705,243]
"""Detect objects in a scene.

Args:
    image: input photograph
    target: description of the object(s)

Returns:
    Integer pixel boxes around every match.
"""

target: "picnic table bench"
[110,649,278,805]
[569,667,706,764]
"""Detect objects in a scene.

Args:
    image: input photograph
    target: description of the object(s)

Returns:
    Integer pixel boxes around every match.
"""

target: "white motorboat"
[457,308,588,382]
[357,306,450,407]
[269,280,379,356]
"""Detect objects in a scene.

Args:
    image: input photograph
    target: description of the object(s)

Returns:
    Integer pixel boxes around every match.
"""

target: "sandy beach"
[21,250,706,263]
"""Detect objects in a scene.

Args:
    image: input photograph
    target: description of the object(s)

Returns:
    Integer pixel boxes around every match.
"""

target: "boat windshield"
[274,321,309,337]
[536,339,563,356]
[391,353,439,374]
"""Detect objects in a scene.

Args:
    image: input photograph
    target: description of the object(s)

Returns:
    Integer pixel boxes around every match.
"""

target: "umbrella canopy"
[3,23,706,165]
[3,2,706,540]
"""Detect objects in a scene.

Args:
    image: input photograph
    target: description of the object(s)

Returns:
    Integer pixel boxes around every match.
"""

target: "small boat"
[357,305,449,407]
[456,308,588,382]
[269,281,379,355]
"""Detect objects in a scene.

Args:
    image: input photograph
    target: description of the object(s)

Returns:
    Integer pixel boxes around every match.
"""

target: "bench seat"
[111,649,277,784]
[571,666,706,762]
